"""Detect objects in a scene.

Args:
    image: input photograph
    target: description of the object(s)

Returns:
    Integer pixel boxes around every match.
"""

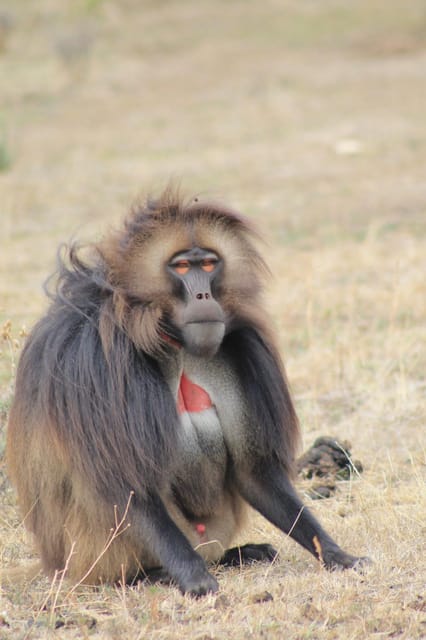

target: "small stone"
[0,614,10,627]
[334,138,363,156]
[301,602,321,621]
[308,484,336,500]
[214,594,230,610]
[250,590,273,604]
[408,596,426,612]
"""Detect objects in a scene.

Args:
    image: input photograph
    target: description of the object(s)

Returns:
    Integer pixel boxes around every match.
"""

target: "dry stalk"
[49,541,77,625]
[27,569,61,639]
[64,491,134,600]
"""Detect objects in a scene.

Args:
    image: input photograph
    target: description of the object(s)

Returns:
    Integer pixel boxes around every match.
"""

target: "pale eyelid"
[169,252,220,273]
[201,259,217,272]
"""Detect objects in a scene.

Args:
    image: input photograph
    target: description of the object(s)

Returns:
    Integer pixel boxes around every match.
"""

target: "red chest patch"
[177,373,213,414]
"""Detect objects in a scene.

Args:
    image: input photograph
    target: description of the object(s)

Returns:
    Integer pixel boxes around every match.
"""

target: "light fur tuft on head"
[96,188,269,354]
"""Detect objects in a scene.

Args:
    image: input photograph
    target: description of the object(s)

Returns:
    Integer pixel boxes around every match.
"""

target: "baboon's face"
[167,246,225,358]
[104,207,265,358]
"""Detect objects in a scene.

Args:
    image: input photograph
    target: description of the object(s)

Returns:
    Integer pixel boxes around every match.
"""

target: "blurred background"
[1,1,426,319]
[1,0,426,426]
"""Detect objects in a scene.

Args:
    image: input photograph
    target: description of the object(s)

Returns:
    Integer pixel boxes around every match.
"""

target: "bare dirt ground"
[0,1,425,638]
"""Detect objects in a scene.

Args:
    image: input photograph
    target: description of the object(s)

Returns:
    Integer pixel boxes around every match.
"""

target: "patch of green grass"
[0,131,11,171]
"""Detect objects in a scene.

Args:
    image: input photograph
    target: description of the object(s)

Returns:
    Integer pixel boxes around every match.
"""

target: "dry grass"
[0,0,425,638]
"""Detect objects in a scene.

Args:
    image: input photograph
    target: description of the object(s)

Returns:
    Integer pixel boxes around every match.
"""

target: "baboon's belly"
[172,372,228,518]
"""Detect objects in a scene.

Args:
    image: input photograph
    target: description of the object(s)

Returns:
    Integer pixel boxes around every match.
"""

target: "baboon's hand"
[323,547,371,571]
[178,567,219,597]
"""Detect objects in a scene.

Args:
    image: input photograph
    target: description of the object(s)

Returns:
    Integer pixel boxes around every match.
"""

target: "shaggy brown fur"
[6,189,366,596]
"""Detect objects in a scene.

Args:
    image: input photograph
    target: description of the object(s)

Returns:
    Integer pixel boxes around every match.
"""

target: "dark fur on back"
[14,245,179,502]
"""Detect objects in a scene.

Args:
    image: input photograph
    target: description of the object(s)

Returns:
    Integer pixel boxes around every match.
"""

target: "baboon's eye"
[201,259,217,273]
[174,260,190,275]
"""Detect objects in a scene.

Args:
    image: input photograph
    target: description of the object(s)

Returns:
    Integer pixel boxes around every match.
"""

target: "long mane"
[16,243,180,503]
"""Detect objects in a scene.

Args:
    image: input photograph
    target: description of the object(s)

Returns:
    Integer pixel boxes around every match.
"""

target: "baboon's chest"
[175,370,226,461]
[160,351,240,478]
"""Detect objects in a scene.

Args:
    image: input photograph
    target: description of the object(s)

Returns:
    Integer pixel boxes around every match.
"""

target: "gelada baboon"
[7,189,367,596]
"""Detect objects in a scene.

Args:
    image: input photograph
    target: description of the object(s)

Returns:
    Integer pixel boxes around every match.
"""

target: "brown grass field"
[1,1,425,638]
